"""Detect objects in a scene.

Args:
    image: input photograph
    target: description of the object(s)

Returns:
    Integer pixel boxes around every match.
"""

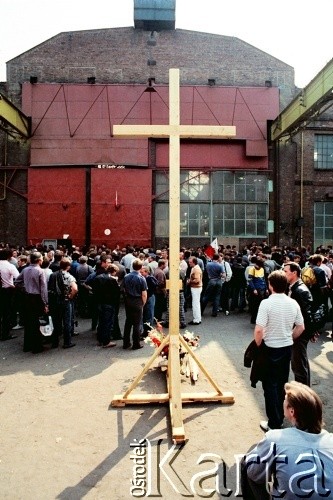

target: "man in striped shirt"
[254,270,304,432]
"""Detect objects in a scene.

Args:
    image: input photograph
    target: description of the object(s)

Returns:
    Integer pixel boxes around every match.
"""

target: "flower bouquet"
[179,331,200,381]
[144,321,200,381]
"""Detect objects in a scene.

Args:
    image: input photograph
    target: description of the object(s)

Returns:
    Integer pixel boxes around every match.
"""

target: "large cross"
[112,69,236,442]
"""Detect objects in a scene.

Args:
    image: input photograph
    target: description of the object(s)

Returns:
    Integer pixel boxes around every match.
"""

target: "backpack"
[301,266,317,287]
[48,270,65,298]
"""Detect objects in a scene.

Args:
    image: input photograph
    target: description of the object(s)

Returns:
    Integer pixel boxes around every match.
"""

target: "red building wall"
[23,82,279,247]
[91,168,152,248]
[28,168,87,244]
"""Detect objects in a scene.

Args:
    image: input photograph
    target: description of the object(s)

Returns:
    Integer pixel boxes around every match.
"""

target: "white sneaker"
[260,420,271,432]
[225,311,230,316]
[12,324,24,330]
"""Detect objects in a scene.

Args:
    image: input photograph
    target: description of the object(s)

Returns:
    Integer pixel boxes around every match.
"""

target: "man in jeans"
[201,253,225,317]
[48,258,78,349]
[123,259,147,350]
[254,270,304,432]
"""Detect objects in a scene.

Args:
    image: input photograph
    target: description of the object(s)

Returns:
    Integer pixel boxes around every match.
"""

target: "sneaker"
[259,420,271,432]
[225,311,230,316]
[12,324,24,330]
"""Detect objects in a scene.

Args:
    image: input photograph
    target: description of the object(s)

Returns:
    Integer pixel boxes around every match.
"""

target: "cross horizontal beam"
[113,124,236,139]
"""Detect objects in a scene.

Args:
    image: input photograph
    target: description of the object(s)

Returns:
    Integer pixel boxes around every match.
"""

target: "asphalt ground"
[1,304,333,499]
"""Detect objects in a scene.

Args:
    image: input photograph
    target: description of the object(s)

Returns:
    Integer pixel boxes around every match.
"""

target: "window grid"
[314,202,333,249]
[155,170,268,238]
[314,135,333,169]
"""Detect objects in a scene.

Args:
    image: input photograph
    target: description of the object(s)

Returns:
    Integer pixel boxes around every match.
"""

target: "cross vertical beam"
[111,69,236,442]
[168,69,183,437]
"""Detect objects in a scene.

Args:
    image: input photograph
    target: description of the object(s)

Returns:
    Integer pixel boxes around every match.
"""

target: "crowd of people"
[0,240,332,353]
[1,239,333,498]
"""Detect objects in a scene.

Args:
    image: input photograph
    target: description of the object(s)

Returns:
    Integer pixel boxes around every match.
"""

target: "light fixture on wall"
[144,77,156,92]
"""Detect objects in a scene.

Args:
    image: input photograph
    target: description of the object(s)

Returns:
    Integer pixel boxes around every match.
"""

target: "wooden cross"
[111,69,236,442]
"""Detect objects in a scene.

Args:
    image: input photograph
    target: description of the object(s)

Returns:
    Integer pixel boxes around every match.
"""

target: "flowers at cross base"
[180,331,200,351]
[144,321,200,380]
[144,322,169,358]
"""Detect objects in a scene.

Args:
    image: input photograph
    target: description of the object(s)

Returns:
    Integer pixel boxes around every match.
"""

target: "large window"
[314,202,333,249]
[314,135,333,169]
[154,170,268,238]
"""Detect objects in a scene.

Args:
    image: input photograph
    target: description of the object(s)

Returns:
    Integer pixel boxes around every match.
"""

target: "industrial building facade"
[1,1,332,250]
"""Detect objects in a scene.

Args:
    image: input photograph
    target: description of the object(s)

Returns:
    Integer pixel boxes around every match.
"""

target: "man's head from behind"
[284,381,323,434]
[268,270,288,293]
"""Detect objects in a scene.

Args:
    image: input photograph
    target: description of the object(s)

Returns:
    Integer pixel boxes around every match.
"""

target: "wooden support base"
[112,391,235,407]
[111,333,235,442]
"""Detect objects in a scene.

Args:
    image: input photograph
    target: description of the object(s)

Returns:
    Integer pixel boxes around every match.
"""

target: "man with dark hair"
[89,264,120,348]
[230,256,247,312]
[69,251,81,277]
[253,270,304,432]
[284,262,314,386]
[242,381,333,499]
[49,249,63,272]
[123,259,147,350]
[200,253,225,317]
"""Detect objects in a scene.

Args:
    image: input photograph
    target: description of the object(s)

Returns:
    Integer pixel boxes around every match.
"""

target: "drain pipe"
[300,131,304,246]
[0,134,8,200]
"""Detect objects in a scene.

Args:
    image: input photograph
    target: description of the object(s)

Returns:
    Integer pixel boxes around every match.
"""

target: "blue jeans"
[49,297,75,347]
[201,278,222,315]
[97,304,115,346]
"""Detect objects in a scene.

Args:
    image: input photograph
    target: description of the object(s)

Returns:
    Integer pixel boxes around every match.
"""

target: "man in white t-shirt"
[254,270,304,432]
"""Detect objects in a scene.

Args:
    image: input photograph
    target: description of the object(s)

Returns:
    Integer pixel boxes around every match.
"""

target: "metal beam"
[271,58,333,141]
[0,93,31,138]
